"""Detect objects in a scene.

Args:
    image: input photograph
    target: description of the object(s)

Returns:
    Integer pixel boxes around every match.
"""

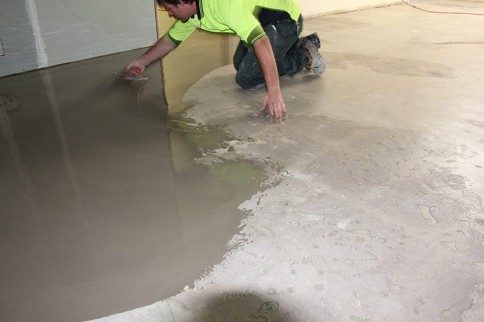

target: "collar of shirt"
[194,0,203,20]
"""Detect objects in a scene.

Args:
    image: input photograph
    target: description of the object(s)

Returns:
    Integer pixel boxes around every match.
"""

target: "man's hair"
[157,0,195,6]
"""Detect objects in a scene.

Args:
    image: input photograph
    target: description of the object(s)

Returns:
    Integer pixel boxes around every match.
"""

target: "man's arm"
[126,35,177,75]
[252,35,287,122]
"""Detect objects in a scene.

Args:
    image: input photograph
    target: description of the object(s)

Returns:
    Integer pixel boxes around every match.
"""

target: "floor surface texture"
[97,3,484,322]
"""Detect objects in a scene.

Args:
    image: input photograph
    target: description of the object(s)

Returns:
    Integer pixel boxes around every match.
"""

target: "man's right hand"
[124,36,176,77]
[125,61,146,76]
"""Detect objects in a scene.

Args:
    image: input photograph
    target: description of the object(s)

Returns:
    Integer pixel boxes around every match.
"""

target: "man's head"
[157,0,197,22]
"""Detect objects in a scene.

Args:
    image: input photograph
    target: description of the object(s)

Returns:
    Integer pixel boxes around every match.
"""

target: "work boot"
[301,33,325,76]
[302,32,321,49]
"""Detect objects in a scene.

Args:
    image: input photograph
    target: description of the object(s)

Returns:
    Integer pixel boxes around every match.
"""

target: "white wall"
[298,0,400,17]
[0,0,156,77]
[0,1,40,76]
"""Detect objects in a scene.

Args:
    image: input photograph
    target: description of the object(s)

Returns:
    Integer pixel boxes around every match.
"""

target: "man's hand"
[253,36,288,122]
[125,36,176,76]
[262,88,287,122]
[125,61,145,76]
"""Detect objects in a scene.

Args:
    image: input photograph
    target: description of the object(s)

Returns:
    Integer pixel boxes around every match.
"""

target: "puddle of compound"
[0,49,268,322]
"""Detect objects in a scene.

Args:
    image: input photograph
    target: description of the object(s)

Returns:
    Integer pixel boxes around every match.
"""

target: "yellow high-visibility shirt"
[167,0,301,46]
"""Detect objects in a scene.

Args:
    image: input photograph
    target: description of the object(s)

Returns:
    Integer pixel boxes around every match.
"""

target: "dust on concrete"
[185,88,482,320]
[326,52,456,78]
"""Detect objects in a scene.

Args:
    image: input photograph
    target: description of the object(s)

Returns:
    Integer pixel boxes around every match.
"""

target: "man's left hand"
[262,89,287,122]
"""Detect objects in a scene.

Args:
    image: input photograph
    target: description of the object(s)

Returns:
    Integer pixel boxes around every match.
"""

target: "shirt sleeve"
[167,20,197,46]
[216,0,266,45]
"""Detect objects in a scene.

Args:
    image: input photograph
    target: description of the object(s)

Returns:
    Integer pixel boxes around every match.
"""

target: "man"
[126,0,324,122]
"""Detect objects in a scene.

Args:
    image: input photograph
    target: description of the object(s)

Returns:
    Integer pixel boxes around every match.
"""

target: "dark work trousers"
[233,17,305,89]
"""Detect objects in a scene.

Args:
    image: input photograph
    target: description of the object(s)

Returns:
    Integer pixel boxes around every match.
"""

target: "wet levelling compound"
[0,49,273,322]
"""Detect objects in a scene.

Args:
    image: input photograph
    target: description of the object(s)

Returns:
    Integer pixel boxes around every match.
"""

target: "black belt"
[258,8,292,26]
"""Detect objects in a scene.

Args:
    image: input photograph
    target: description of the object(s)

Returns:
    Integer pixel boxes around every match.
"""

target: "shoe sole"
[304,41,326,76]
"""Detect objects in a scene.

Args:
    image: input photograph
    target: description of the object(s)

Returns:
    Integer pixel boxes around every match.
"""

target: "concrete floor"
[96,3,483,322]
[1,2,483,322]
